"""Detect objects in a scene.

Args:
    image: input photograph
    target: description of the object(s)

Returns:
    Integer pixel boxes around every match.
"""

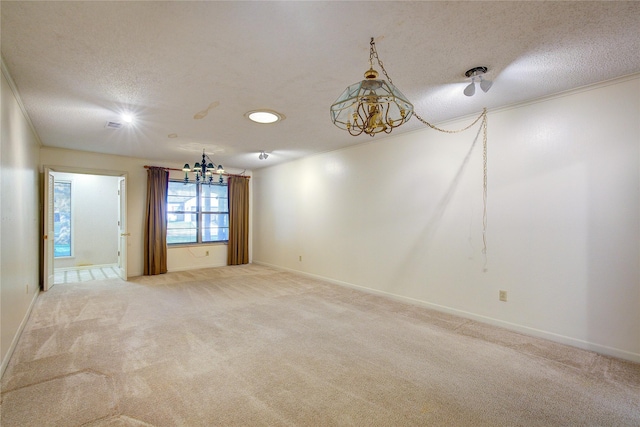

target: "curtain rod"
[143,165,250,179]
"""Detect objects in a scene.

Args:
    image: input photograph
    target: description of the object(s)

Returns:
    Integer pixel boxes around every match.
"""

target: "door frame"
[42,165,128,290]
[117,177,128,280]
[43,168,55,291]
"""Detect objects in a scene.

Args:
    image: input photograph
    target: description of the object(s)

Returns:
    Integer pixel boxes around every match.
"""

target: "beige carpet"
[1,264,639,426]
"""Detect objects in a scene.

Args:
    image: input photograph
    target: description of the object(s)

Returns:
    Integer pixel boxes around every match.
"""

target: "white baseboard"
[253,261,640,364]
[1,291,39,379]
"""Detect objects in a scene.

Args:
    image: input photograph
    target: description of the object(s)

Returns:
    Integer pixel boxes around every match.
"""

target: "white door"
[43,168,55,291]
[117,177,128,280]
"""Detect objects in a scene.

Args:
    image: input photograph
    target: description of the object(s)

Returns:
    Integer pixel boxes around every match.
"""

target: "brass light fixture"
[182,150,225,185]
[330,38,414,137]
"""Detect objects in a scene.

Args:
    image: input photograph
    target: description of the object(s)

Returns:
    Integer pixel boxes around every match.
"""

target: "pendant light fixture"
[182,150,225,185]
[330,38,414,137]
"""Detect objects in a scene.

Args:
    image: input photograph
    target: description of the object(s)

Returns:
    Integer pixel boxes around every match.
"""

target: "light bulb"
[464,79,476,97]
[480,77,493,93]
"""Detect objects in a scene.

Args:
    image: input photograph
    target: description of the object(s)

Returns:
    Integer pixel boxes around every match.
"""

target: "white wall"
[39,149,251,276]
[52,172,120,268]
[252,75,640,362]
[1,68,41,374]
[166,243,228,272]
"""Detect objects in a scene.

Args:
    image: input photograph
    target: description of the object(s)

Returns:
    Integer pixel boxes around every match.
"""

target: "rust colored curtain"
[227,176,250,265]
[144,167,169,275]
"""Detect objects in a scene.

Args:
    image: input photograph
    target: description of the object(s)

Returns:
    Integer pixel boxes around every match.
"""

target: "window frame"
[167,180,229,246]
[53,180,74,258]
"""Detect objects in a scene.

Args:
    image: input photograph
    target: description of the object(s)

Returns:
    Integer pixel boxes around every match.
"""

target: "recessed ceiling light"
[121,113,134,124]
[245,110,285,124]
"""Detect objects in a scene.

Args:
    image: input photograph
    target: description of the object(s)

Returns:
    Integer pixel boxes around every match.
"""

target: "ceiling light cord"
[414,109,489,270]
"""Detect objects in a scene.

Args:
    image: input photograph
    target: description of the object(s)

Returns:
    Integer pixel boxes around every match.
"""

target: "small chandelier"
[330,38,413,137]
[182,150,225,185]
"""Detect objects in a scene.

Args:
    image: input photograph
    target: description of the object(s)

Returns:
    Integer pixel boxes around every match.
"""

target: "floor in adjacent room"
[54,265,120,284]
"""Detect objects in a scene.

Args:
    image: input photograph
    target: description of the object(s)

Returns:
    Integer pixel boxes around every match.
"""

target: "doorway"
[43,167,127,290]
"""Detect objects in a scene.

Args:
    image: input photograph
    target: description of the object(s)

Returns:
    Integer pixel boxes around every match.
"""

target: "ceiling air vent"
[105,121,123,129]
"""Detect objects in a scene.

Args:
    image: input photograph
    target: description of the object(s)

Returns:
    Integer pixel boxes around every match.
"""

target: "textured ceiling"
[2,1,639,171]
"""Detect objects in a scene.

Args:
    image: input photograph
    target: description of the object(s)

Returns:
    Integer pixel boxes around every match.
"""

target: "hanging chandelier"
[330,38,414,137]
[182,150,225,185]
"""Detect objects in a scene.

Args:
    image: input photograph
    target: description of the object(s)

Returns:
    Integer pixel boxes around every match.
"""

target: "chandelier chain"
[481,112,488,270]
[416,109,489,269]
[370,37,394,85]
[413,109,486,134]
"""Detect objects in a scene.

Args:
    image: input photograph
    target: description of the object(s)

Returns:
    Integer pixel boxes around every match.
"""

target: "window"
[54,181,72,257]
[167,181,229,245]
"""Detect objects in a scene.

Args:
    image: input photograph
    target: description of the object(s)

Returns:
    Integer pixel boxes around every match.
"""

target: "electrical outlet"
[205,250,209,256]
[299,255,302,262]
[26,284,29,294]
[499,290,508,302]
